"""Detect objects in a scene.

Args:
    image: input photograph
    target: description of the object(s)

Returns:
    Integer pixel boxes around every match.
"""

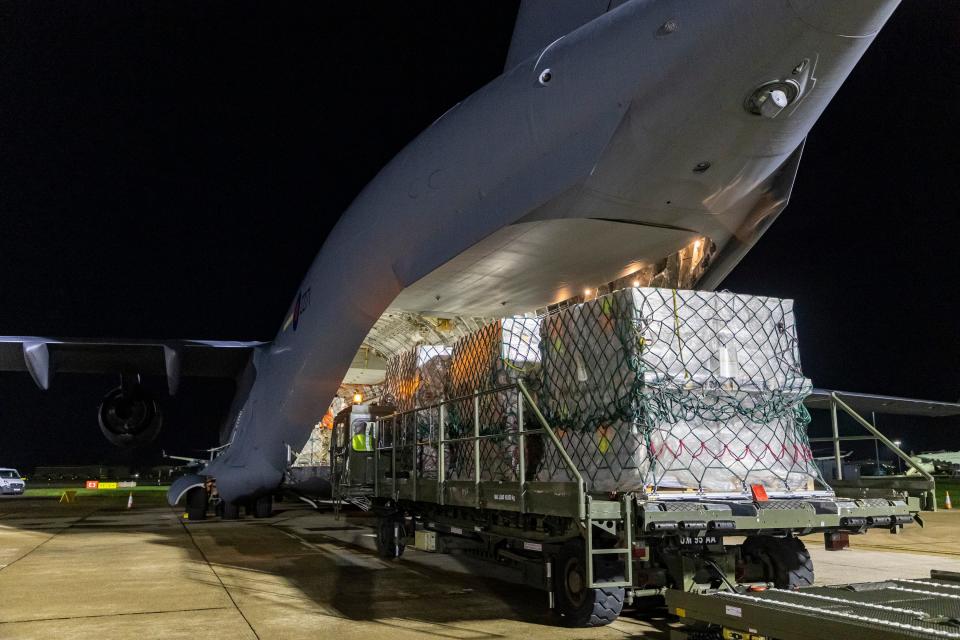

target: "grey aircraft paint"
[202,0,901,503]
[0,1,903,505]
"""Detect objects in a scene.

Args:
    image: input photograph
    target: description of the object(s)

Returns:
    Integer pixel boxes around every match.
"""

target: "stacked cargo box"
[382,345,451,476]
[445,318,540,481]
[537,288,820,494]
[378,288,821,496]
[382,344,452,413]
[536,294,648,491]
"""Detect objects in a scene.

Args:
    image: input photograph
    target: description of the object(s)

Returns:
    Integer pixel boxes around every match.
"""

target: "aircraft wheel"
[185,486,207,521]
[221,500,241,520]
[252,494,273,518]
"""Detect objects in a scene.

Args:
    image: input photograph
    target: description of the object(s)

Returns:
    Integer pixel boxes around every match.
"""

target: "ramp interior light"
[353,391,363,404]
[632,280,640,287]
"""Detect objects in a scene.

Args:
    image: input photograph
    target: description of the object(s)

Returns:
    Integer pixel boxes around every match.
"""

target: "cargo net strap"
[536,288,826,494]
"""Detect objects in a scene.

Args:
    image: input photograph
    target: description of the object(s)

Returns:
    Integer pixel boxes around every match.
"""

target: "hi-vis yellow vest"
[352,431,372,452]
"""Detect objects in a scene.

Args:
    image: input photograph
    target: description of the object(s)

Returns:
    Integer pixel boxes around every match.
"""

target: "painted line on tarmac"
[0,606,231,625]
[176,508,262,640]
[0,508,99,574]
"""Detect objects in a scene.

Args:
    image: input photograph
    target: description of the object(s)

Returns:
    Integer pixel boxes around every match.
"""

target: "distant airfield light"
[353,391,363,405]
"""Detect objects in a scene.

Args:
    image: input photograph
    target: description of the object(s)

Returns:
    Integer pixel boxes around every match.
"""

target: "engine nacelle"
[98,385,162,447]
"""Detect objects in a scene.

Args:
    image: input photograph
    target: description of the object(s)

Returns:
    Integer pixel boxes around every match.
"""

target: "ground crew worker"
[351,422,373,451]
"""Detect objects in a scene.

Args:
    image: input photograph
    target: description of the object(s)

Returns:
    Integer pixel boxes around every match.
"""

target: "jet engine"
[98,383,163,447]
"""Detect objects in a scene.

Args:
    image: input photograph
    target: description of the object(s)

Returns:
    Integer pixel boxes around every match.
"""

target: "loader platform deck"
[668,570,960,640]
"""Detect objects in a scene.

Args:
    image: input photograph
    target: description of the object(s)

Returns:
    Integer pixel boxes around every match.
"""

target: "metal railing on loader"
[810,391,937,510]
[370,380,632,589]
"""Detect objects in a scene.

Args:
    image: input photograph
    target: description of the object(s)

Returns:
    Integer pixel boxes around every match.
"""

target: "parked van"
[0,469,25,495]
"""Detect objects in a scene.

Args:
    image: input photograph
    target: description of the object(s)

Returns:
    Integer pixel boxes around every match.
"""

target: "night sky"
[0,2,957,472]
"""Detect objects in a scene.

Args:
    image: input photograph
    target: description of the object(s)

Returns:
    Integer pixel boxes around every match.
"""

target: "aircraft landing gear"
[185,486,207,521]
[221,500,241,520]
[251,494,273,518]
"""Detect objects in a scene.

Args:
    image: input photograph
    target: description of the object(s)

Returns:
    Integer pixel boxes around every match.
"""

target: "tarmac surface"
[1,495,958,640]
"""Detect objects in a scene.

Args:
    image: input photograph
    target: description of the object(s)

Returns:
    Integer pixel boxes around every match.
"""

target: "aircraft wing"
[805,389,960,418]
[0,337,264,394]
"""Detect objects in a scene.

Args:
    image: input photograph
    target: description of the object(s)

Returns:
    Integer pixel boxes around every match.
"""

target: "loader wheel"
[553,541,624,627]
[375,517,405,559]
[185,486,207,521]
[742,536,814,589]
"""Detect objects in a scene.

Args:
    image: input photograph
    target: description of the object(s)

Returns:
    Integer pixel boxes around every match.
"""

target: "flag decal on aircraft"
[284,287,312,332]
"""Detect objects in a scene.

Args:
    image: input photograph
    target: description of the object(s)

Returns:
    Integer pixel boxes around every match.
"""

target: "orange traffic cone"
[127,492,134,509]
[946,492,952,510]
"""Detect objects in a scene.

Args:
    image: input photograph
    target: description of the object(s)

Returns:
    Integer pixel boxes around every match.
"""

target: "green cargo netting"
[381,287,825,495]
[536,288,823,493]
[382,344,450,413]
[381,345,450,480]
[444,319,540,482]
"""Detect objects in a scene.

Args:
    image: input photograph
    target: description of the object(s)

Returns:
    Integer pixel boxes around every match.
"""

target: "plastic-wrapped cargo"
[383,345,452,413]
[634,288,808,400]
[648,414,816,493]
[538,287,821,494]
[381,345,451,478]
[445,317,541,481]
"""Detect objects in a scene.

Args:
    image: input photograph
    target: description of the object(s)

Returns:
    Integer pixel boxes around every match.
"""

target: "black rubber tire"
[185,487,207,521]
[221,500,241,520]
[375,517,405,559]
[742,536,814,589]
[553,541,624,627]
[252,495,273,518]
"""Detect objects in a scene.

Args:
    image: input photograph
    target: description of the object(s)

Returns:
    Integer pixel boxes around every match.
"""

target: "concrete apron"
[2,499,959,639]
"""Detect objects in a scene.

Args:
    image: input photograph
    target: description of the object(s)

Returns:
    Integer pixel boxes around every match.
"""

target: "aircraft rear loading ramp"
[668,570,960,640]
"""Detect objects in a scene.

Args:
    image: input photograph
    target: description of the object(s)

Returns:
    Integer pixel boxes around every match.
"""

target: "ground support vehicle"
[668,570,960,640]
[332,383,919,627]
[0,468,25,495]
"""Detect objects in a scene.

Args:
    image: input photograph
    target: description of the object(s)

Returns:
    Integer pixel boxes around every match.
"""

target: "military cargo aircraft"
[0,1,904,515]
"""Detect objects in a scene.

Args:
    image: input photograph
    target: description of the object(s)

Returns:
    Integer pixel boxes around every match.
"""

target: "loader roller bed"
[668,570,960,640]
